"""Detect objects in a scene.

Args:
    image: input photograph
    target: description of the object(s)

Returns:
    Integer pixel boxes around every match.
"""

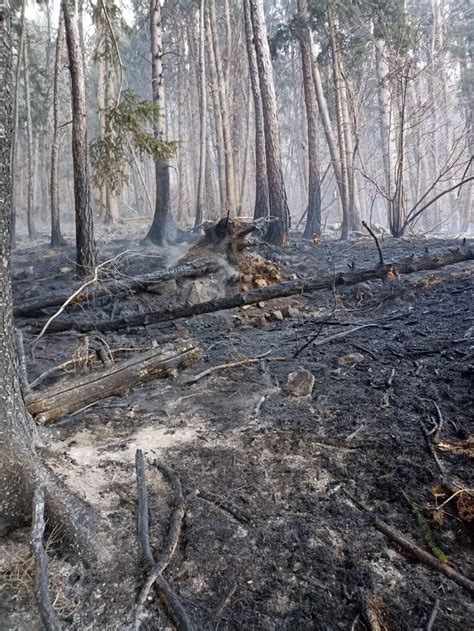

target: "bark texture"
[145,0,172,245]
[62,0,98,276]
[249,0,289,244]
[243,0,269,221]
[50,8,66,246]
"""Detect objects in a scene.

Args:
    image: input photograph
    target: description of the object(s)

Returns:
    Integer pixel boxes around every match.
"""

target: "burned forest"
[1,0,473,629]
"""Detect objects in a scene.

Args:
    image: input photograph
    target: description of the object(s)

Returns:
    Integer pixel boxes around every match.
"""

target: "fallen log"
[33,246,473,334]
[26,340,201,424]
[14,259,220,317]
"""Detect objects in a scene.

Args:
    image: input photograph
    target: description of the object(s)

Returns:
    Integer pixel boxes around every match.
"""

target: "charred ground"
[1,231,473,630]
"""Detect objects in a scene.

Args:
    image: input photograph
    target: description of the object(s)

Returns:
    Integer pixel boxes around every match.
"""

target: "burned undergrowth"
[1,230,473,630]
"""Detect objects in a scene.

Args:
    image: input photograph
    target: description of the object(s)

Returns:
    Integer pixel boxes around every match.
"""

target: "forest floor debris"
[1,231,473,629]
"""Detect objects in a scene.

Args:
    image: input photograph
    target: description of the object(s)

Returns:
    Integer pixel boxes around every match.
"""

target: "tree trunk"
[309,33,345,234]
[209,0,237,218]
[23,37,37,240]
[297,0,321,239]
[10,0,26,244]
[0,0,96,553]
[195,0,206,227]
[145,0,172,245]
[205,5,227,213]
[249,0,290,245]
[50,11,66,247]
[243,0,269,220]
[62,0,98,276]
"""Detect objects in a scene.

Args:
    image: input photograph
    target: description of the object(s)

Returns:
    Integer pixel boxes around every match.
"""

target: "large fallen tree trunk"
[26,340,201,424]
[33,246,473,334]
[14,259,220,317]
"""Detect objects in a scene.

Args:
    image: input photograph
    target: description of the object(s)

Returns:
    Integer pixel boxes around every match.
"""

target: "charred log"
[35,246,473,334]
[26,340,201,424]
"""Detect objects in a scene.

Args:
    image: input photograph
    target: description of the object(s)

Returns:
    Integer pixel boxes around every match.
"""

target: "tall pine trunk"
[249,0,290,245]
[62,0,98,276]
[243,0,269,220]
[297,0,321,239]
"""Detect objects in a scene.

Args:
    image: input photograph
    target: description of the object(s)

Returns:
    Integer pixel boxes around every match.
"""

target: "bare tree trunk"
[195,0,206,226]
[23,37,37,240]
[50,9,66,246]
[328,10,350,238]
[238,84,252,217]
[209,0,237,217]
[145,0,172,244]
[249,0,290,245]
[62,0,98,276]
[309,34,346,234]
[10,0,26,244]
[243,0,269,220]
[297,0,321,239]
[203,11,225,214]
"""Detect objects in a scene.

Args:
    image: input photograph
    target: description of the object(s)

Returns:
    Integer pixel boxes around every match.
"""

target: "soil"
[1,228,473,630]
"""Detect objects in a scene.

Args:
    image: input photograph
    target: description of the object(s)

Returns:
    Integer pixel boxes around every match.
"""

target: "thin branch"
[403,176,474,230]
[426,597,440,631]
[31,251,131,353]
[30,486,62,631]
[134,455,191,630]
[362,221,385,283]
[294,324,379,359]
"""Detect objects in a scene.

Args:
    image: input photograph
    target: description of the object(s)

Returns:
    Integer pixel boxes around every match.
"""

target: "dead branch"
[30,485,62,631]
[134,453,191,631]
[37,246,474,334]
[182,352,283,385]
[294,324,378,358]
[426,597,440,631]
[195,489,252,524]
[362,221,385,284]
[26,340,201,424]
[135,450,154,565]
[343,490,474,595]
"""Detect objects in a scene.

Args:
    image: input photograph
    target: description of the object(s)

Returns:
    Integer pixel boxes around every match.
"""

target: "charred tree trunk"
[62,0,98,276]
[243,0,269,220]
[297,0,321,239]
[50,8,66,246]
[195,0,206,227]
[10,0,26,245]
[249,0,290,245]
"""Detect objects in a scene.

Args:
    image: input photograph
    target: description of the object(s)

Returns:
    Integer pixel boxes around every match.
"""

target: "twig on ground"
[386,368,396,388]
[431,401,444,443]
[420,420,445,476]
[30,485,62,631]
[362,221,385,284]
[294,324,379,358]
[216,582,238,618]
[195,489,251,524]
[134,453,191,630]
[425,597,440,631]
[351,343,377,360]
[342,489,474,594]
[182,351,283,385]
[345,424,365,442]
[135,450,153,565]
